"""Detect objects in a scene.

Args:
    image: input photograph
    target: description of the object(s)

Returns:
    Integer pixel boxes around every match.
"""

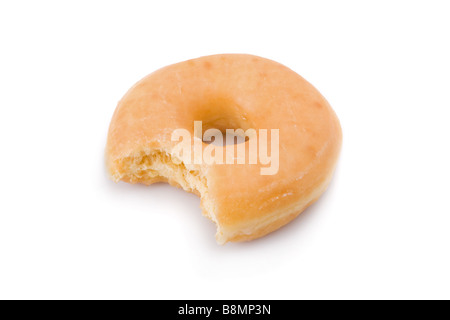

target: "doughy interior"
[122,151,205,192]
[117,151,221,235]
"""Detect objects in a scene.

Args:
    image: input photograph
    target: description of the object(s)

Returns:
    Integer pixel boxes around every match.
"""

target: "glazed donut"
[106,54,342,244]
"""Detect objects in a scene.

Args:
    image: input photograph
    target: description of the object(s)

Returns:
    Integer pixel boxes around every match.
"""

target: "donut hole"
[191,98,254,147]
[202,128,249,146]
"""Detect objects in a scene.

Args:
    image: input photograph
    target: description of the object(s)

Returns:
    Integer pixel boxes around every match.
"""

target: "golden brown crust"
[106,54,342,244]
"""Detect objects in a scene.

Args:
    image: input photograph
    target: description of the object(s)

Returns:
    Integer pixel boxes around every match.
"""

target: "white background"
[1,1,449,300]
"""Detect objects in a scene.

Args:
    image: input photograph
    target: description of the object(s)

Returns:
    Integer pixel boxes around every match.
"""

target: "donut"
[106,54,342,244]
